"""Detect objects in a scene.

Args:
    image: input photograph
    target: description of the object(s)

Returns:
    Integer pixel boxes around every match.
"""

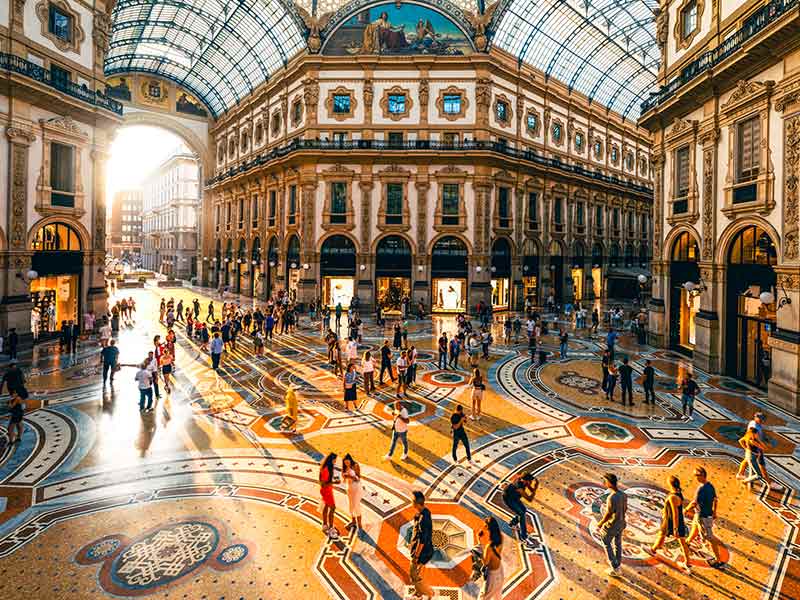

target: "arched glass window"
[728,226,777,266]
[251,237,261,264]
[224,239,233,261]
[286,235,300,264]
[237,239,246,261]
[671,232,699,262]
[31,222,81,251]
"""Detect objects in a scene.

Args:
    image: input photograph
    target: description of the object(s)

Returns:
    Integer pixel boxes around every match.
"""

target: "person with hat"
[596,473,627,578]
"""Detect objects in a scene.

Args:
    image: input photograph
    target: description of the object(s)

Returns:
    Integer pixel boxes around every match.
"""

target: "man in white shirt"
[384,400,410,461]
[135,362,153,412]
[396,351,409,397]
[146,351,161,400]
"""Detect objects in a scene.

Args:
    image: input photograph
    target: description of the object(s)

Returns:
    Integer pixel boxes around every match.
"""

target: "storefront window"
[433,278,466,311]
[491,278,509,309]
[377,277,411,312]
[680,288,700,347]
[323,277,354,308]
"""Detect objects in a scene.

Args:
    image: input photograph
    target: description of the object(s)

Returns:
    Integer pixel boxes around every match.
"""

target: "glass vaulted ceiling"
[106,0,306,117]
[492,0,659,120]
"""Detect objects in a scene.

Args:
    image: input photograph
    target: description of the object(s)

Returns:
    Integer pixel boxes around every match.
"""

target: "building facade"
[201,48,654,313]
[642,0,800,410]
[141,152,200,280]
[107,189,142,262]
[1,0,120,335]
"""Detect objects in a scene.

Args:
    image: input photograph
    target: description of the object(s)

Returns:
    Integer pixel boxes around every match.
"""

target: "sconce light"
[637,274,648,285]
[203,256,208,261]
[491,266,496,273]
[224,258,230,263]
[476,266,482,273]
[212,257,218,262]
[303,263,310,270]
[417,265,424,272]
[550,265,556,271]
[359,264,366,271]
[18,269,39,283]
[269,260,276,267]
[290,262,297,269]
[593,263,599,268]
[237,259,242,264]
[523,265,529,272]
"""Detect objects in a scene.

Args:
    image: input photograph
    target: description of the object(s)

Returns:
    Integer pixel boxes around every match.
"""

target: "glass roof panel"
[492,0,659,120]
[106,0,306,118]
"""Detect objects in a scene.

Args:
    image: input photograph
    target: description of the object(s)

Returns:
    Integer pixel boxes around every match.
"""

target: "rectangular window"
[386,183,403,225]
[498,187,510,228]
[51,64,71,88]
[627,212,634,233]
[496,101,508,122]
[238,198,244,228]
[442,184,459,225]
[48,3,72,42]
[388,94,406,114]
[554,198,563,224]
[330,182,347,224]
[225,202,231,230]
[50,142,75,207]
[388,132,403,147]
[613,208,620,230]
[268,191,276,227]
[288,185,297,225]
[576,202,585,226]
[527,192,538,227]
[737,116,760,182]
[251,196,259,228]
[595,206,603,231]
[681,0,698,40]
[675,145,690,199]
[332,94,351,114]
[443,94,462,115]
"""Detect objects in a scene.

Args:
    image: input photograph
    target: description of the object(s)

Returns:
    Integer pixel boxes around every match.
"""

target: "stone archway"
[120,109,212,173]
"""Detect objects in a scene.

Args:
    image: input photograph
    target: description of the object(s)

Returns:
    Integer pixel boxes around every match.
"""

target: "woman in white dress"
[478,516,504,599]
[342,454,363,532]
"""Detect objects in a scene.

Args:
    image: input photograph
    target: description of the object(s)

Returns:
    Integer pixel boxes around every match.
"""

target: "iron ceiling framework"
[106,0,306,117]
[490,0,659,120]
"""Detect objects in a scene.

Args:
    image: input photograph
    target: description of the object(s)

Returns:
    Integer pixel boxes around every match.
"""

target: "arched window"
[376,235,412,276]
[251,237,261,264]
[624,243,634,267]
[224,239,233,261]
[572,241,585,267]
[431,236,468,277]
[491,238,512,276]
[671,232,699,262]
[286,235,300,266]
[237,239,247,261]
[320,235,356,275]
[31,222,81,251]
[728,226,777,266]
[591,242,603,266]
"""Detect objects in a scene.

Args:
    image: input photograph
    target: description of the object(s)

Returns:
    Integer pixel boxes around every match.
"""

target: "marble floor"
[0,285,798,600]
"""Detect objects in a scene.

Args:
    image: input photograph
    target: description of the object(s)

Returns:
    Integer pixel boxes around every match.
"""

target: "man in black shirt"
[643,359,656,404]
[379,340,395,385]
[450,404,471,463]
[100,339,120,387]
[410,491,434,599]
[503,474,530,542]
[681,375,699,417]
[618,357,634,406]
[437,333,448,370]
[69,320,80,354]
[0,361,26,397]
[601,350,610,392]
[6,328,18,360]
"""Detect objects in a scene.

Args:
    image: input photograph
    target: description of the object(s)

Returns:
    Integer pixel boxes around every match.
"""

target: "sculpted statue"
[464,2,499,51]
[296,6,333,53]
[654,8,668,49]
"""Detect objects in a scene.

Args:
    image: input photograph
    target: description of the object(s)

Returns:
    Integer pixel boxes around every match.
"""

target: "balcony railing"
[208,138,654,197]
[0,53,123,116]
[641,0,799,114]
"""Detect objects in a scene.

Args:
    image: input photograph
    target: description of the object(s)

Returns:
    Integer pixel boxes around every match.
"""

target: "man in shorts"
[685,466,725,568]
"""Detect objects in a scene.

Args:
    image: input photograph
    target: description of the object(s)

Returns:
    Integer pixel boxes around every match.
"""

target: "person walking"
[135,361,154,413]
[210,332,224,371]
[5,387,27,445]
[448,335,461,370]
[379,340,395,385]
[619,357,634,406]
[409,491,435,600]
[438,333,448,370]
[100,339,120,387]
[596,473,627,578]
[361,351,376,395]
[685,466,725,568]
[343,363,358,411]
[193,298,201,319]
[606,327,618,360]
[643,359,656,404]
[384,400,410,461]
[746,412,782,490]
[342,454,363,532]
[681,374,698,418]
[335,302,343,330]
[591,309,599,334]
[559,328,568,359]
[7,327,18,360]
[601,350,610,393]
[513,317,522,344]
[469,367,486,420]
[605,362,618,402]
[160,347,174,394]
[647,475,692,574]
[283,385,299,433]
[319,453,340,538]
[737,425,767,485]
[477,517,504,600]
[502,474,532,545]
[451,404,471,464]
[206,301,215,323]
[395,350,409,398]
[146,350,161,402]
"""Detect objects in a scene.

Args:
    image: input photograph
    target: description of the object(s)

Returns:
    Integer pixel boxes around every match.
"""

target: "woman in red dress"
[319,453,340,538]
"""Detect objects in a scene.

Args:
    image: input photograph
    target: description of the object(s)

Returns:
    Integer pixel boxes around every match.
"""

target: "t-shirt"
[438,337,447,352]
[695,481,716,518]
[393,407,409,433]
[450,412,465,430]
[748,419,764,444]
[210,337,224,354]
[100,346,119,365]
[99,325,112,339]
[381,346,392,363]
[361,357,375,373]
[411,507,433,564]
[619,364,633,383]
[606,331,618,347]
[396,357,408,373]
[135,369,152,390]
[502,482,522,505]
[644,366,655,385]
[683,380,699,396]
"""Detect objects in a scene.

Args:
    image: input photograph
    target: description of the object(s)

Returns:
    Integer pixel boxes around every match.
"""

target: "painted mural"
[176,91,208,117]
[323,2,473,56]
[105,76,132,102]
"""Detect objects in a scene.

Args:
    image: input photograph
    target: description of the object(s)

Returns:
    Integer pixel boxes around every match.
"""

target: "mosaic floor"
[1,286,799,600]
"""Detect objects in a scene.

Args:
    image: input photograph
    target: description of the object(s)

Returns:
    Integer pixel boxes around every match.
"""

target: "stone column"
[414,173,430,308]
[470,179,492,311]
[2,125,36,335]
[768,270,800,413]
[297,179,318,306]
[693,263,722,373]
[88,148,110,316]
[648,153,666,346]
[512,186,524,310]
[357,175,374,309]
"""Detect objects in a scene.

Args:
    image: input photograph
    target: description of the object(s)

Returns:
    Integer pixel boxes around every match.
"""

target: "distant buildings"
[107,190,143,262]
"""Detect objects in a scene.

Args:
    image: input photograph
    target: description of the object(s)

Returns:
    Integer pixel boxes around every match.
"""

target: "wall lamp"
[760,289,792,310]
[683,277,706,297]
[18,269,39,283]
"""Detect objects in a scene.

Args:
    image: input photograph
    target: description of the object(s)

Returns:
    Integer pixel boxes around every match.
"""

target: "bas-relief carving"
[92,10,111,64]
[295,7,333,53]
[464,2,498,51]
[6,127,35,250]
[701,147,715,261]
[784,115,800,261]
[722,79,774,111]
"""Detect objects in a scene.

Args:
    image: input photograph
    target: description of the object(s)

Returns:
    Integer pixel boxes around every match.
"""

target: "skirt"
[347,481,363,517]
[344,386,357,402]
[480,564,505,600]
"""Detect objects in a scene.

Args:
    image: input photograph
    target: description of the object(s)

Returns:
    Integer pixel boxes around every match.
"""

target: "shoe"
[742,474,759,484]
[710,561,726,569]
[770,482,784,490]
[680,562,692,574]
[383,454,392,461]
[401,453,409,461]
[606,567,622,578]
[522,535,538,550]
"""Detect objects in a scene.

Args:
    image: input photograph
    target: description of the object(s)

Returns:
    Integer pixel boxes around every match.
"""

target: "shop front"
[321,235,356,308]
[590,243,603,299]
[570,242,586,302]
[375,235,412,313]
[30,222,83,334]
[668,232,700,355]
[431,236,468,313]
[490,238,511,311]
[724,225,777,387]
[251,237,261,298]
[547,241,564,306]
[285,235,301,300]
[522,240,539,307]
[236,239,246,294]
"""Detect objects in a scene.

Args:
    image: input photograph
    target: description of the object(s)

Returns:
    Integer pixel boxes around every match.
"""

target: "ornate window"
[380,86,413,120]
[625,151,634,171]
[31,222,81,251]
[268,190,276,227]
[574,131,584,153]
[494,94,512,127]
[50,142,75,207]
[326,87,357,121]
[288,184,297,226]
[442,184,460,225]
[527,191,539,229]
[526,110,540,137]
[255,122,264,144]
[675,0,704,49]
[433,166,468,232]
[36,116,88,217]
[291,98,303,126]
[228,138,236,156]
[386,183,403,224]
[610,144,619,165]
[436,86,468,121]
[496,187,511,229]
[36,0,84,54]
[551,120,563,145]
[593,138,604,160]
[271,111,281,137]
[330,183,347,223]
[321,164,356,230]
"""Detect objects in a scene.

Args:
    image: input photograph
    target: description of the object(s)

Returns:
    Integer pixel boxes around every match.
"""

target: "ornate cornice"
[5,126,36,145]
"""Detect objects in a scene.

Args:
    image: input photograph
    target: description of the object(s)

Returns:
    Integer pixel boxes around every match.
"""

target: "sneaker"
[770,482,784,490]
[522,535,538,550]
[401,453,409,461]
[742,474,759,484]
[383,454,392,461]
[328,528,339,539]
[606,567,622,578]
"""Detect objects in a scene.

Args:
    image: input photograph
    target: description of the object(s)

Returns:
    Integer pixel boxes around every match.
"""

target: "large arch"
[716,217,782,266]
[662,225,701,263]
[27,216,91,252]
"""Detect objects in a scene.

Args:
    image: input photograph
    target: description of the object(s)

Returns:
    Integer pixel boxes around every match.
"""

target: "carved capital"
[6,126,36,146]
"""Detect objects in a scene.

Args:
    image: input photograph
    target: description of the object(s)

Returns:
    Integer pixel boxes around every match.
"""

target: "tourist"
[7,327,18,360]
[477,516,504,600]
[438,332,448,370]
[746,412,782,490]
[0,360,25,399]
[319,453,340,538]
[513,317,522,343]
[344,336,357,366]
[408,344,418,385]
[605,362,618,402]
[469,367,485,420]
[335,302,343,329]
[685,466,725,568]
[680,374,698,418]
[253,329,264,356]
[206,300,215,323]
[736,425,766,484]
[448,335,461,369]
[193,298,200,319]
[643,359,656,404]
[332,339,344,378]
[450,404,471,463]
[559,328,568,359]
[502,474,532,544]
[384,400,410,461]
[99,318,112,348]
[361,350,376,395]
[146,350,161,401]
[409,491,435,600]
[481,327,492,360]
[393,323,402,350]
[210,331,224,371]
[343,363,358,411]
[591,308,600,334]
[379,340,395,385]
[647,475,692,574]
[342,454,363,532]
[135,360,154,413]
[606,328,618,360]
[597,473,627,578]
[619,357,634,406]
[5,384,27,444]
[160,347,174,394]
[601,350,610,392]
[396,350,409,398]
[265,311,275,341]
[100,339,119,387]
[402,323,409,347]
[504,318,512,343]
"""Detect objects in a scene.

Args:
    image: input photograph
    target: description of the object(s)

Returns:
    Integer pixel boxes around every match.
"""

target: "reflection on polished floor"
[0,285,798,600]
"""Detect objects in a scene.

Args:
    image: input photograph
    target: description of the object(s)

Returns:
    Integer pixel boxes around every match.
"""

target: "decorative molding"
[270,110,282,137]
[92,10,111,64]
[784,115,800,261]
[722,79,774,111]
[35,0,85,54]
[8,140,29,249]
[325,86,357,121]
[475,78,491,126]
[701,146,715,261]
[11,0,25,33]
[435,86,468,121]
[418,79,429,123]
[290,96,304,127]
[363,79,373,121]
[41,115,86,139]
[775,77,800,112]
[6,126,36,146]
[525,108,541,138]
[379,85,413,121]
[493,93,513,128]
[673,0,704,50]
[303,78,320,124]
[777,272,800,291]
[550,117,564,147]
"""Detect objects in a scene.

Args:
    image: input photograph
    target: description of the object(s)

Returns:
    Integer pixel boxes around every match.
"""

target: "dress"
[345,467,363,518]
[320,466,335,507]
[480,549,504,599]
[662,492,688,537]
